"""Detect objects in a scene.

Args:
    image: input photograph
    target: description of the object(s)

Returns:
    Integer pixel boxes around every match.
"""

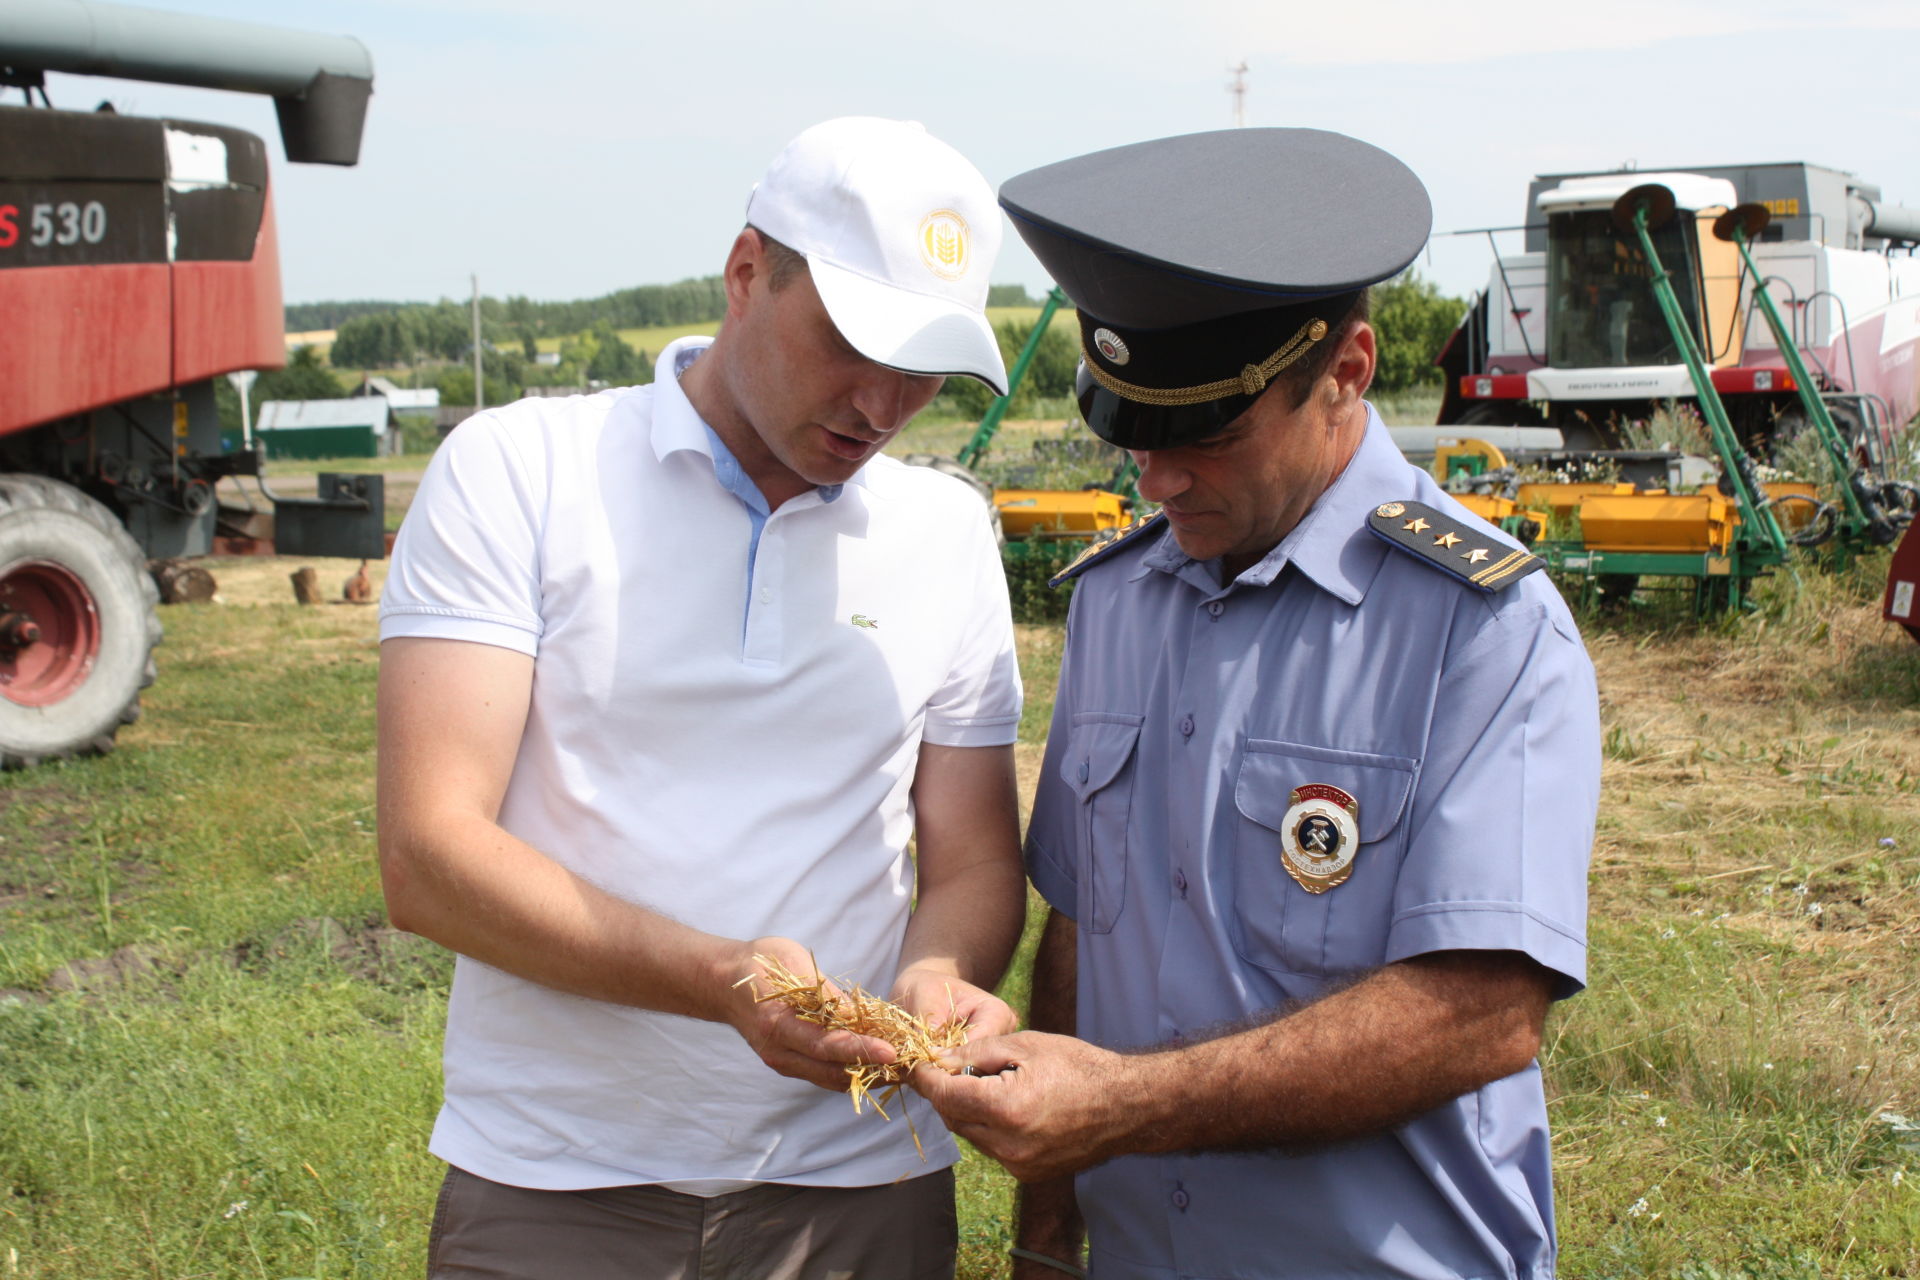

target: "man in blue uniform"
[913,129,1601,1279]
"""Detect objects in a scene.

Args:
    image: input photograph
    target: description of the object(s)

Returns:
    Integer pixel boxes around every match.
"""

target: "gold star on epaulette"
[1365,499,1547,595]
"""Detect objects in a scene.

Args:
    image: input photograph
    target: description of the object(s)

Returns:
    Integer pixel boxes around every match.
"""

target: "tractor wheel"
[0,476,161,768]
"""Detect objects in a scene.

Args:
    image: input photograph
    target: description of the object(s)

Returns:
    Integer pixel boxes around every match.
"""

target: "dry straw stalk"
[739,953,972,1156]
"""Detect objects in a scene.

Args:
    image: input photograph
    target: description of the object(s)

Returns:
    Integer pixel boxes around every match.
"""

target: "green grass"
[3,542,1918,1276]
[0,594,1064,1279]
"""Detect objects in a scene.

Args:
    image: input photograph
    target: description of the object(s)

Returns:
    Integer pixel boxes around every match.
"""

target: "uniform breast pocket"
[1229,739,1417,976]
[1062,713,1144,935]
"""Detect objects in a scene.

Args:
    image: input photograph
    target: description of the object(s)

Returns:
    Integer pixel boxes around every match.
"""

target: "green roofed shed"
[255,397,398,459]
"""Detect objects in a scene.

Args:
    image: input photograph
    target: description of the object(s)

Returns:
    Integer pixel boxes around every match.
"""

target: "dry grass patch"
[1547,583,1920,1275]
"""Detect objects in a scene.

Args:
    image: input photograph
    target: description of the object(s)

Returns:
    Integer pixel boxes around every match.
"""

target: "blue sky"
[34,0,1920,309]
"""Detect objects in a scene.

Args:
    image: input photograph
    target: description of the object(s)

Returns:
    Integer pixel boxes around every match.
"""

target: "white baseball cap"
[745,117,1008,395]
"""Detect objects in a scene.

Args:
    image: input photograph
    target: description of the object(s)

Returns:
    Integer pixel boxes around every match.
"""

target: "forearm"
[896,852,1025,990]
[1026,908,1076,1033]
[379,808,745,1021]
[896,743,1024,990]
[1014,908,1084,1270]
[1114,951,1551,1155]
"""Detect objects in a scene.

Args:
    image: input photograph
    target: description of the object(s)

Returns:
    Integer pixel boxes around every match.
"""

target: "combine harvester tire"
[0,476,161,767]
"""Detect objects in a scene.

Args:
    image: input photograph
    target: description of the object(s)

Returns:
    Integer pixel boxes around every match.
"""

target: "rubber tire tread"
[0,475,161,768]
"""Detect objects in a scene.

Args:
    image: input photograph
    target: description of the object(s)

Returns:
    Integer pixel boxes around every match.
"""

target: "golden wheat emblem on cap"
[918,209,970,280]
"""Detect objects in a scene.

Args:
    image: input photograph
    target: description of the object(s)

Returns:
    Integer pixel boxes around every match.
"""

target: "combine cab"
[1439,162,1920,459]
[0,1,379,765]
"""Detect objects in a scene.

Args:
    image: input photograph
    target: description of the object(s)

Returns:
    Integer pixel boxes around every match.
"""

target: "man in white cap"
[377,117,1024,1278]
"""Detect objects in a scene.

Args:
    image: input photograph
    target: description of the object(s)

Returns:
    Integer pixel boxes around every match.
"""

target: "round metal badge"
[1375,502,1406,519]
[1093,328,1130,366]
[1280,783,1360,894]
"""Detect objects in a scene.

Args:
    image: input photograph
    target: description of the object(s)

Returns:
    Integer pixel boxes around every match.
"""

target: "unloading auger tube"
[1710,202,1913,551]
[0,0,373,165]
[1611,184,1792,569]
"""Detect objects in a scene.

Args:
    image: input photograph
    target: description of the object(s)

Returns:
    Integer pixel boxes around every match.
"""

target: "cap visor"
[1077,366,1255,451]
[809,257,1009,396]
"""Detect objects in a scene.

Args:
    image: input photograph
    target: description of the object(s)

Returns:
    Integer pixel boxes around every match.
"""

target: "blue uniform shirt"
[1026,406,1600,1280]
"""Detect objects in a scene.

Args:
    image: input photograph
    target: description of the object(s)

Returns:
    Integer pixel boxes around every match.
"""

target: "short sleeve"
[920,501,1022,748]
[1386,602,1600,997]
[1022,590,1082,919]
[378,413,546,656]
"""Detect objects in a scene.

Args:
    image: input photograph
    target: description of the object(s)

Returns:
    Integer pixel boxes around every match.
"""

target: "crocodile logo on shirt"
[850,614,880,629]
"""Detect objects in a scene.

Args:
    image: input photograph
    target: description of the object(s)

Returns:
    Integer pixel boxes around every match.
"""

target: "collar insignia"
[1048,511,1170,587]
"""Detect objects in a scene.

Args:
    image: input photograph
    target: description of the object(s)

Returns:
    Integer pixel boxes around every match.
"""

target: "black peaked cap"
[1000,128,1432,449]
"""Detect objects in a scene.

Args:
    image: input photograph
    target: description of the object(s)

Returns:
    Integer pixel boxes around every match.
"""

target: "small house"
[352,376,440,413]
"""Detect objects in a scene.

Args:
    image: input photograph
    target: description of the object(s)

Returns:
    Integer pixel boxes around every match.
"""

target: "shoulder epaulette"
[1048,511,1169,588]
[1367,500,1543,594]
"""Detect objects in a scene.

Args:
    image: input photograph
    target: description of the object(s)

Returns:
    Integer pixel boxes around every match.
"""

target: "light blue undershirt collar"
[669,344,844,634]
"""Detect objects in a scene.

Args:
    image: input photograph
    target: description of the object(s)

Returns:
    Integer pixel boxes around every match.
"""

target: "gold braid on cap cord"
[1083,318,1328,407]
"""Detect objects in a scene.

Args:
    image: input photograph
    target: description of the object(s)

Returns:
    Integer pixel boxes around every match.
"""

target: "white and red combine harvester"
[0,0,379,765]
[1437,162,1920,464]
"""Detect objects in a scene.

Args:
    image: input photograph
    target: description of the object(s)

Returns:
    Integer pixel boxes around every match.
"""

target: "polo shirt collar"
[1139,402,1398,605]
[648,335,864,496]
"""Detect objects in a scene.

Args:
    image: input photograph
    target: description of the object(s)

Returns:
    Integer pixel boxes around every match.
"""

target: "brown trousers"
[426,1164,958,1280]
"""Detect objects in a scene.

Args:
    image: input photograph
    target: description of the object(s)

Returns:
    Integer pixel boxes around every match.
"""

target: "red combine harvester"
[0,0,381,764]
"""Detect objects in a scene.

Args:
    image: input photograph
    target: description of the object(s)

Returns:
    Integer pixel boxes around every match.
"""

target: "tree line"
[298,283,1040,366]
[286,274,1460,411]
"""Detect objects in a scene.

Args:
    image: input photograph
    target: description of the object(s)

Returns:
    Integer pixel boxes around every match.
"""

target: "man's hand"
[909,1031,1140,1183]
[727,937,899,1092]
[890,965,1020,1042]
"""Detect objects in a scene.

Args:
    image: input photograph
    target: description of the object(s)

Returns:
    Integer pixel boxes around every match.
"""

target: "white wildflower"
[1627,1197,1650,1218]
[1661,928,1677,940]
[223,1200,249,1219]
[1655,1115,1668,1128]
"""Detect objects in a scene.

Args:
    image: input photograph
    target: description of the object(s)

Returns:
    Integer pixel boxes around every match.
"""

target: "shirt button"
[1207,601,1224,619]
[1172,1189,1191,1211]
[758,587,772,604]
[1178,714,1195,738]
[1077,761,1090,783]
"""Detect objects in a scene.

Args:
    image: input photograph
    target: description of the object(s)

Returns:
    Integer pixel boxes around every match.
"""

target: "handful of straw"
[739,953,970,1156]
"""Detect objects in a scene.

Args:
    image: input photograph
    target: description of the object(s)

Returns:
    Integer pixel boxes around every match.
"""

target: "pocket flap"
[1063,714,1145,800]
[1234,739,1417,844]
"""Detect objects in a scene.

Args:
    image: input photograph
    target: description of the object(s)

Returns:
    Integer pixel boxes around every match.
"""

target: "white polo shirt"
[380,336,1021,1189]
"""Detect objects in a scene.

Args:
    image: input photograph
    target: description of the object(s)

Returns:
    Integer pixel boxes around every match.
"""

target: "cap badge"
[918,209,970,280]
[1093,328,1131,366]
[1280,783,1360,894]
[1375,502,1406,519]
